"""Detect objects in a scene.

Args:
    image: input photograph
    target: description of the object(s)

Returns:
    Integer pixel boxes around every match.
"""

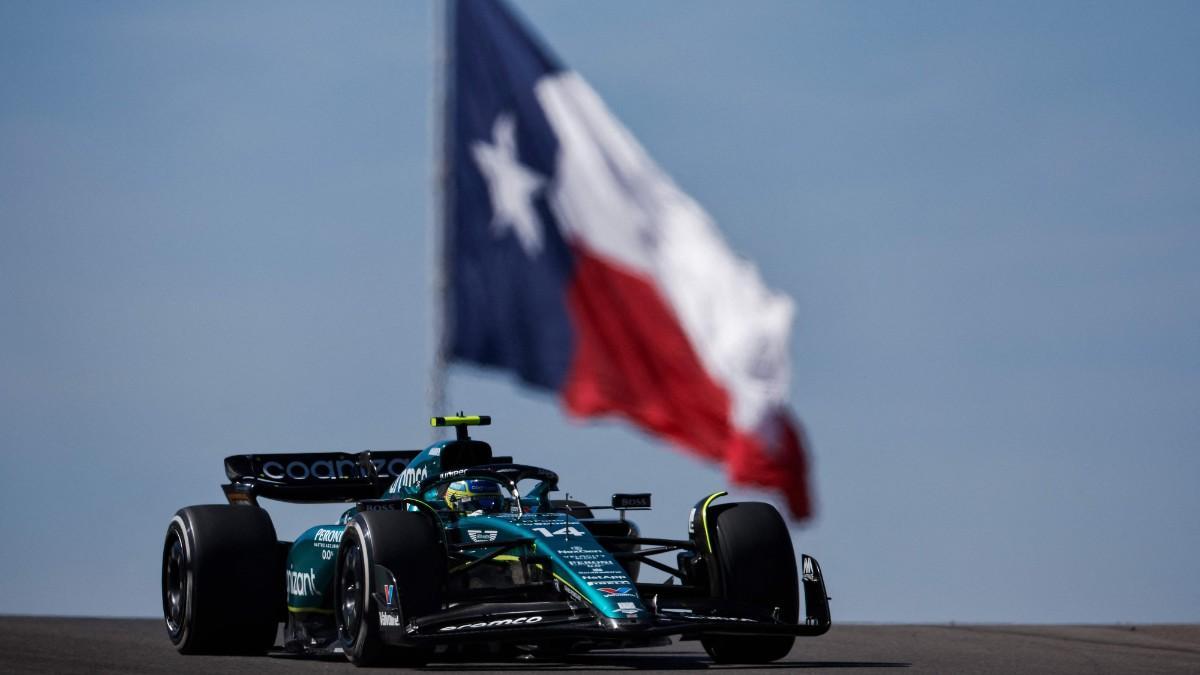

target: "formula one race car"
[161,415,830,665]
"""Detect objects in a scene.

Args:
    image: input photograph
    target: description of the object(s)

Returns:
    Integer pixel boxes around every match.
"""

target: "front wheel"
[336,510,445,667]
[699,501,798,664]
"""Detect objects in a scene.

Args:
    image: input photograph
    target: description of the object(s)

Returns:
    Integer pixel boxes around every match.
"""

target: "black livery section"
[221,446,514,505]
[222,450,420,504]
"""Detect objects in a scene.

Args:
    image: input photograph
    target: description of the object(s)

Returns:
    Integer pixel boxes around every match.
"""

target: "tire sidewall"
[336,520,382,664]
[160,505,280,655]
[162,516,195,649]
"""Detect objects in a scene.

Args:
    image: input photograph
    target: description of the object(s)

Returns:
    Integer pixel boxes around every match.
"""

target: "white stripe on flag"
[535,72,796,432]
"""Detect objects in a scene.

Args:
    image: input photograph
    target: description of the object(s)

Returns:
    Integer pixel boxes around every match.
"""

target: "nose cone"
[509,513,650,622]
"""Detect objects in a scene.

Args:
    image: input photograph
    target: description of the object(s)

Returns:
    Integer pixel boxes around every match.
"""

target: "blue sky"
[1,1,1197,622]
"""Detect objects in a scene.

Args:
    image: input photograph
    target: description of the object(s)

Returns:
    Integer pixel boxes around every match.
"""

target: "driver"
[443,478,506,514]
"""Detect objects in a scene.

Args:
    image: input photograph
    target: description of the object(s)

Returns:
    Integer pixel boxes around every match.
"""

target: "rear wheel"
[336,510,445,667]
[699,501,798,664]
[161,505,281,654]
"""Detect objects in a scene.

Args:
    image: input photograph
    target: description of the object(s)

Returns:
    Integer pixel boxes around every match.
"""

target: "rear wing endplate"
[222,450,420,505]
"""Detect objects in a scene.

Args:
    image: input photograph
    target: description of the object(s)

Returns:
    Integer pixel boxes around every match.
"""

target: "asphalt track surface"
[2,618,1199,674]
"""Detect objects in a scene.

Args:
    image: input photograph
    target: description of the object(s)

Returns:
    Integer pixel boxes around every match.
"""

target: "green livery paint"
[448,512,646,621]
[285,524,344,612]
[384,442,446,498]
[287,430,646,622]
[177,413,833,661]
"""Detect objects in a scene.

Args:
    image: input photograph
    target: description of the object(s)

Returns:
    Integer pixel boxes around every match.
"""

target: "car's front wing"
[376,554,831,647]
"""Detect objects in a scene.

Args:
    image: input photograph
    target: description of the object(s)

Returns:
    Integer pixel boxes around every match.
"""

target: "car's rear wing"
[221,450,421,505]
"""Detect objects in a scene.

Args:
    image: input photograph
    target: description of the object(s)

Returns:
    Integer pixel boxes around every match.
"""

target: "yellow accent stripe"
[553,573,586,600]
[430,415,490,427]
[449,552,523,574]
[401,498,444,527]
[700,491,728,554]
[287,605,334,614]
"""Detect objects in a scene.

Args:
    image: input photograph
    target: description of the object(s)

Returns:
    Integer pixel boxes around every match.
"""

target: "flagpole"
[429,0,453,434]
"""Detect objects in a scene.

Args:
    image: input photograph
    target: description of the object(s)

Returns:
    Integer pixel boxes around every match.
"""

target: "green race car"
[161,415,830,665]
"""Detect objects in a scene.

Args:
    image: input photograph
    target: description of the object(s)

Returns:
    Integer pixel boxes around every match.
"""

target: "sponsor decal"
[523,516,567,525]
[378,612,401,627]
[802,557,815,577]
[359,500,401,511]
[559,552,608,561]
[688,507,696,534]
[616,601,641,615]
[389,465,430,493]
[685,614,758,622]
[261,457,408,481]
[438,615,543,632]
[597,586,636,597]
[287,567,320,597]
[399,465,430,487]
[312,528,344,558]
[314,528,343,544]
[582,575,632,584]
[612,493,651,509]
[467,529,498,543]
[384,584,396,606]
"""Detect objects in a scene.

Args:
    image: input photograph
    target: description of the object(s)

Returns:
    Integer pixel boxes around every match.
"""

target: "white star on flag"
[471,114,546,257]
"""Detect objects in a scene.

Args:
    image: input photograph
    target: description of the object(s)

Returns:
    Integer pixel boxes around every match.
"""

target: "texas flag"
[442,0,813,519]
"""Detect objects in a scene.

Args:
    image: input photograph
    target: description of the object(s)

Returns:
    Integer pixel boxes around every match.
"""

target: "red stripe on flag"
[561,247,813,519]
[728,411,814,519]
[561,248,730,458]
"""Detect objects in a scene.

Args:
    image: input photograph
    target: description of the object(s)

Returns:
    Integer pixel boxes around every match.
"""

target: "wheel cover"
[162,529,187,638]
[338,541,365,643]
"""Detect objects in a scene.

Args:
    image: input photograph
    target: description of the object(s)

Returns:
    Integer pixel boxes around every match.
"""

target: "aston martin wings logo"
[468,529,498,543]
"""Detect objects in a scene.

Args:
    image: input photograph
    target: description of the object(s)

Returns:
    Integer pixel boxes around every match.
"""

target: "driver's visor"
[461,496,503,512]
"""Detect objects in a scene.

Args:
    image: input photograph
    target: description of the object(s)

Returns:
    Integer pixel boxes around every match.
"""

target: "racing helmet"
[444,478,506,513]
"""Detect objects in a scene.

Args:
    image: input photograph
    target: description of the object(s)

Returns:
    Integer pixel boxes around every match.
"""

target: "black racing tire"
[161,505,282,654]
[699,501,798,664]
[335,510,445,667]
